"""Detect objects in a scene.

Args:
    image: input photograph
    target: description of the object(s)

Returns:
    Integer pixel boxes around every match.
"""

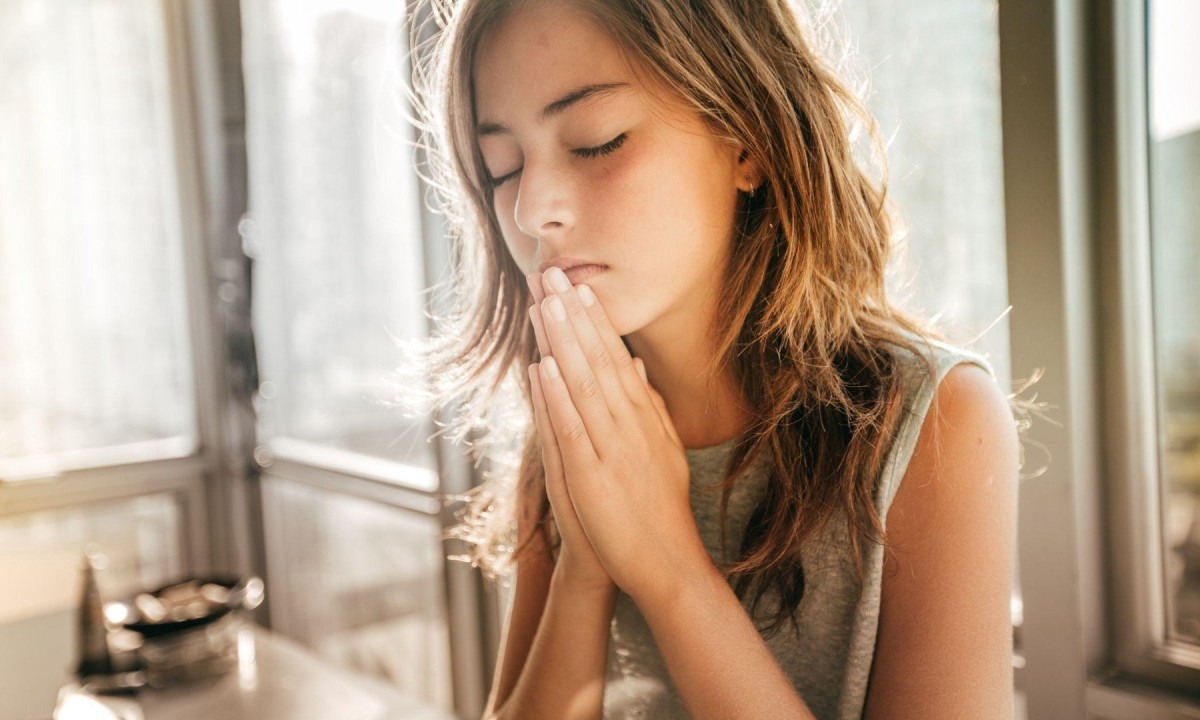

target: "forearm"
[635,555,817,720]
[493,566,617,720]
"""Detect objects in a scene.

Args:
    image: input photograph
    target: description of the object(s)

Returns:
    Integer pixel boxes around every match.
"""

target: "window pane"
[0,0,197,475]
[261,477,454,712]
[832,1,1011,367]
[0,493,184,625]
[240,0,436,474]
[1148,0,1200,647]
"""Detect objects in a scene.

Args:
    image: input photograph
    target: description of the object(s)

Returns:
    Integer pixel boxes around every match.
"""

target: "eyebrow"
[475,82,631,137]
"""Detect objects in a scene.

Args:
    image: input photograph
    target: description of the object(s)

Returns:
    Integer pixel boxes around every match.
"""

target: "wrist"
[627,543,721,609]
[553,558,618,596]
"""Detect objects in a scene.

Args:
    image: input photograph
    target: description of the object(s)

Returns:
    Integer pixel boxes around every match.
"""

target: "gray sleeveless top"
[601,335,998,720]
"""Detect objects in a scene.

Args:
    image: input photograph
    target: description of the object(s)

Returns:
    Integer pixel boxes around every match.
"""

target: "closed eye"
[487,132,629,188]
[573,132,628,159]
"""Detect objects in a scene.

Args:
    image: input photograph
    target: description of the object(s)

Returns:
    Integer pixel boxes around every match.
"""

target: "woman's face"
[472,0,758,339]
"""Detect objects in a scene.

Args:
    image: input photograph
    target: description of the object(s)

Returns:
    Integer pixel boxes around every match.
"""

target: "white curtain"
[0,0,195,467]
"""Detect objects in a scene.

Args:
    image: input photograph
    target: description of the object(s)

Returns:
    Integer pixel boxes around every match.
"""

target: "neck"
[624,299,753,451]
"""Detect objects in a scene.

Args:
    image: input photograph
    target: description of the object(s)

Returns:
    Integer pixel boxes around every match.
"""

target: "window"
[0,0,201,654]
[1025,0,1200,713]
[0,4,220,715]
[1148,0,1200,650]
[241,0,436,480]
[0,0,196,479]
[238,1,465,713]
[833,1,1011,374]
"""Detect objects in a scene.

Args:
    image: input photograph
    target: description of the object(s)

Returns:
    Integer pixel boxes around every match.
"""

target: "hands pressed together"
[526,267,706,602]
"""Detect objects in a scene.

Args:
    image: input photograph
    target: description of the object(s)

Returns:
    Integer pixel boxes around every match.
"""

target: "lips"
[538,257,609,285]
[539,257,605,274]
[561,264,607,284]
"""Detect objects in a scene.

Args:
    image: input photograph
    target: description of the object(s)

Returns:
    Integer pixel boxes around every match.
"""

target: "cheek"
[583,144,672,245]
[605,147,698,253]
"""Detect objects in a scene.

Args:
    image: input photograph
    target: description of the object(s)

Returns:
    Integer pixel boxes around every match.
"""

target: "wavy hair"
[395,0,1032,638]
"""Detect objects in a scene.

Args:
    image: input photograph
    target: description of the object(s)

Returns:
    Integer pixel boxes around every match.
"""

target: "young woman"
[403,0,1023,717]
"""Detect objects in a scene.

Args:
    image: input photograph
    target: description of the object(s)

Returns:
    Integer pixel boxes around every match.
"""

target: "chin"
[603,302,648,342]
[594,295,628,336]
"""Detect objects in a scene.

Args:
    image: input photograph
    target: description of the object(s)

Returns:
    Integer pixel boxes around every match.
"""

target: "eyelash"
[488,132,629,188]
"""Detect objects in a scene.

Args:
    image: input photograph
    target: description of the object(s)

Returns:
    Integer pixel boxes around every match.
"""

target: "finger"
[540,270,632,418]
[527,274,551,360]
[528,363,565,482]
[569,281,650,409]
[527,272,546,304]
[530,363,580,529]
[539,356,599,469]
[529,304,552,361]
[539,293,618,442]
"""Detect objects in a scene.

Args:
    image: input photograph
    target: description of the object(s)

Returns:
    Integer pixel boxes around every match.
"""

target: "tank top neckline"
[683,431,746,462]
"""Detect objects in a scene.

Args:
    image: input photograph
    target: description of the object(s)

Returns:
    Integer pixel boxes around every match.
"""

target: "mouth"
[561,264,608,284]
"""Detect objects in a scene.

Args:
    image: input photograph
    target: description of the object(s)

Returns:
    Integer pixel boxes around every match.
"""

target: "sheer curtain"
[0,0,196,476]
[0,0,193,647]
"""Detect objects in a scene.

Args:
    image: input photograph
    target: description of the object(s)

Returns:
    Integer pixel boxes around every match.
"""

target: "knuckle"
[565,296,586,317]
[562,421,588,443]
[586,343,611,369]
[626,392,648,410]
[611,349,635,371]
[576,374,603,401]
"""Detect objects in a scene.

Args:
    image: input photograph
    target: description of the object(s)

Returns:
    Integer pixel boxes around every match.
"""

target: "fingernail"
[547,267,571,293]
[635,358,646,382]
[577,284,596,307]
[543,356,560,379]
[546,295,567,322]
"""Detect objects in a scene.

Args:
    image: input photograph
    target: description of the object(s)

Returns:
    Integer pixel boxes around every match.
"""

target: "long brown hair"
[395,0,1027,638]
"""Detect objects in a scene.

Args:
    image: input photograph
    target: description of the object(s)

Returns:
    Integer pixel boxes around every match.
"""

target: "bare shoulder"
[864,362,1019,719]
[886,360,1018,557]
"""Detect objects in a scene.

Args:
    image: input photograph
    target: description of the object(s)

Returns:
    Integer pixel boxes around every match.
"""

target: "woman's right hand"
[526,271,615,593]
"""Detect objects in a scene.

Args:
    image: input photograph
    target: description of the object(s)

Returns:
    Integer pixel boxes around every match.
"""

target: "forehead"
[471,2,637,124]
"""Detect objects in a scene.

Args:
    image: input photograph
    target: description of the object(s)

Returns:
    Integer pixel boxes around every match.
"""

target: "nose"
[512,156,575,240]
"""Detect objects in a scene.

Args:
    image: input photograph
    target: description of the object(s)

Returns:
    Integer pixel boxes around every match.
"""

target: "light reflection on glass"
[238,623,258,691]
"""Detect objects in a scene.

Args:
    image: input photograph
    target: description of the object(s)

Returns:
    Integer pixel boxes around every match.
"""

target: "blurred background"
[0,0,1196,719]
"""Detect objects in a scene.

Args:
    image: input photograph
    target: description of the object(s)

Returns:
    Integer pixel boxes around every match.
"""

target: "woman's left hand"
[528,267,709,602]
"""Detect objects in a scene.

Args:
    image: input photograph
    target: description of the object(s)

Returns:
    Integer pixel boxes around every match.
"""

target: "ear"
[735,147,764,193]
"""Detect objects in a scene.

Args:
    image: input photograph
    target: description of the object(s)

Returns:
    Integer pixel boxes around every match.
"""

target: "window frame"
[1002,0,1200,716]
[0,0,237,581]
[1096,0,1200,699]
